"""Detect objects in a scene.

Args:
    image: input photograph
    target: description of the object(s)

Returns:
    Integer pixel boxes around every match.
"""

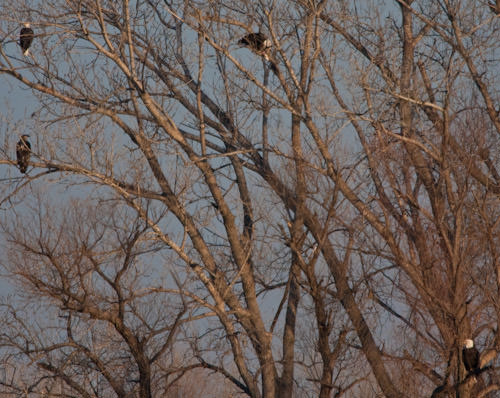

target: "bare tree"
[0,1,499,398]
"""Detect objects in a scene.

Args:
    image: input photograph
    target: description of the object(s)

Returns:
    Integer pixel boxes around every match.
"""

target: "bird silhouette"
[16,134,31,173]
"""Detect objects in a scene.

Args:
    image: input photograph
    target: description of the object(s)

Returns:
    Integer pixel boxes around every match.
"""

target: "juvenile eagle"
[462,339,480,376]
[16,134,31,174]
[19,23,34,56]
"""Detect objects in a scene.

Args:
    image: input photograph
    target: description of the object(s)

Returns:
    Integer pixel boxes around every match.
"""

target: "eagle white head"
[23,22,31,28]
[464,339,474,349]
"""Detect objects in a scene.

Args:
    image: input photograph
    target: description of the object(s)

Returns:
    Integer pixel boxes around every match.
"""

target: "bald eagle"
[19,23,34,56]
[16,135,31,174]
[462,339,480,376]
[238,32,272,60]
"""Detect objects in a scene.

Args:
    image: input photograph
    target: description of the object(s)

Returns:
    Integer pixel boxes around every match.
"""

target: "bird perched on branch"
[19,23,34,56]
[462,339,480,377]
[238,32,272,60]
[16,134,31,174]
[238,32,278,73]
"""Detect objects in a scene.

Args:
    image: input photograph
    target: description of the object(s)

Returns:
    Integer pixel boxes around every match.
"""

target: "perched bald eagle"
[462,339,480,375]
[19,23,34,56]
[238,32,272,60]
[16,134,31,174]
